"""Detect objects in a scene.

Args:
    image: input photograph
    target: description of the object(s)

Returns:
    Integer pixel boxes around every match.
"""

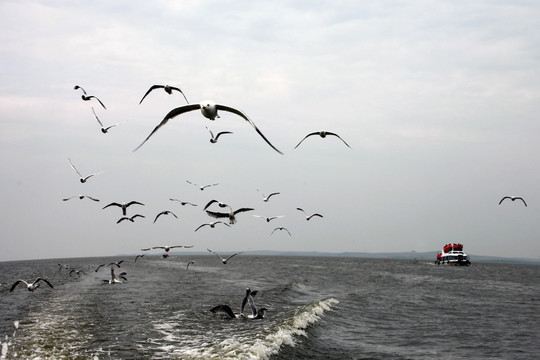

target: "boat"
[435,243,471,266]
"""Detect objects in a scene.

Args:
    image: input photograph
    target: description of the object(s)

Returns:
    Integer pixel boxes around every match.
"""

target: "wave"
[173,297,339,360]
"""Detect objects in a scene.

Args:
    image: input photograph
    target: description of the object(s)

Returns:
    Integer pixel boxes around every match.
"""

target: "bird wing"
[204,199,220,211]
[169,86,189,103]
[91,107,104,127]
[86,196,100,202]
[517,197,528,206]
[117,217,129,224]
[498,196,511,205]
[216,104,283,154]
[62,196,75,201]
[152,246,165,250]
[68,158,83,177]
[133,104,200,151]
[95,264,105,272]
[74,85,87,95]
[294,132,318,148]
[126,201,145,207]
[267,192,280,200]
[138,85,164,104]
[210,304,236,318]
[132,214,145,220]
[297,207,306,214]
[325,131,351,148]
[36,278,54,288]
[90,96,107,110]
[205,210,229,219]
[103,202,122,210]
[308,213,324,220]
[10,280,26,292]
[225,252,243,261]
[153,212,164,223]
[195,223,208,232]
[207,249,224,261]
[214,131,233,140]
[141,248,151,251]
[233,208,255,215]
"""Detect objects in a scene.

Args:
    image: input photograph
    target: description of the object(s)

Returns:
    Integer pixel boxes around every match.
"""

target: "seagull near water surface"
[74,85,107,110]
[294,130,351,148]
[133,100,283,154]
[10,278,54,292]
[138,84,189,105]
[207,249,243,264]
[499,196,527,207]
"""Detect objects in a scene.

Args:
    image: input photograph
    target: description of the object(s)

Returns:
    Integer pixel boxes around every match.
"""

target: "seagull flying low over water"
[117,214,145,224]
[206,207,254,224]
[207,127,233,143]
[68,158,103,183]
[74,85,107,110]
[186,180,219,191]
[186,261,196,270]
[169,198,197,206]
[133,100,283,154]
[271,227,292,236]
[10,278,54,292]
[103,267,127,284]
[153,210,178,223]
[139,85,189,104]
[207,249,243,264]
[297,208,323,221]
[69,269,86,277]
[195,221,231,232]
[152,245,192,252]
[103,201,145,215]
[294,130,351,148]
[211,288,267,319]
[134,254,145,262]
[499,196,527,207]
[63,195,100,202]
[91,107,123,133]
[257,189,280,202]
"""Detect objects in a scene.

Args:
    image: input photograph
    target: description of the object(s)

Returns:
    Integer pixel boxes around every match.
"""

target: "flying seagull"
[169,198,197,206]
[62,195,100,202]
[103,201,145,215]
[68,158,103,183]
[108,260,124,268]
[117,214,145,224]
[207,249,243,264]
[257,189,280,202]
[10,278,54,292]
[499,196,527,207]
[203,199,231,211]
[103,267,127,284]
[297,208,323,221]
[74,85,107,109]
[206,207,254,224]
[294,130,351,148]
[186,180,219,191]
[69,269,86,277]
[134,254,145,262]
[252,215,285,222]
[207,127,233,143]
[139,84,189,105]
[91,107,123,133]
[133,100,283,154]
[152,245,187,252]
[271,227,292,236]
[195,221,231,232]
[153,210,178,223]
[186,260,196,270]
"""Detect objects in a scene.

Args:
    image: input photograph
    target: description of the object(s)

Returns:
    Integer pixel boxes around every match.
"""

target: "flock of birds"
[9,83,528,321]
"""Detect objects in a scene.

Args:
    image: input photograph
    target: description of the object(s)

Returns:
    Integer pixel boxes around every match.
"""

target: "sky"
[1,0,540,262]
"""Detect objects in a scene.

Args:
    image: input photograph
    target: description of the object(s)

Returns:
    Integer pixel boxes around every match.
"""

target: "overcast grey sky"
[1,1,539,261]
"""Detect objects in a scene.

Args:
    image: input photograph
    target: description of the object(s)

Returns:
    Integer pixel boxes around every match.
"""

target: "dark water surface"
[0,256,538,359]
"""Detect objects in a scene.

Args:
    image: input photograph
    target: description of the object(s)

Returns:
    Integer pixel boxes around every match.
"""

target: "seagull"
[186,180,219,191]
[152,245,186,252]
[257,189,280,202]
[210,304,240,319]
[103,267,126,284]
[297,208,323,220]
[206,207,254,224]
[195,221,231,232]
[207,249,243,264]
[133,100,283,154]
[241,288,258,315]
[69,269,86,277]
[139,85,189,105]
[117,214,145,224]
[57,263,70,271]
[169,198,197,206]
[62,195,100,202]
[203,199,231,211]
[153,210,178,223]
[91,107,123,133]
[499,196,527,207]
[186,260,196,270]
[68,158,103,183]
[271,227,292,236]
[74,85,107,109]
[207,127,233,143]
[10,278,54,292]
[103,201,145,215]
[294,130,351,148]
[252,215,285,222]
[134,254,145,262]
[108,260,124,268]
